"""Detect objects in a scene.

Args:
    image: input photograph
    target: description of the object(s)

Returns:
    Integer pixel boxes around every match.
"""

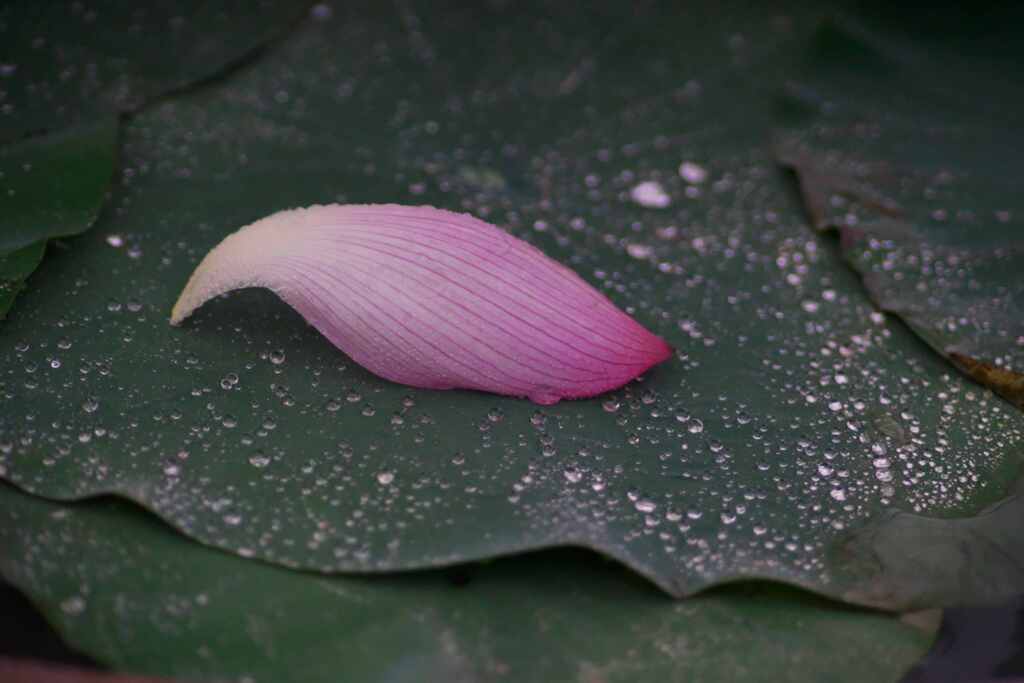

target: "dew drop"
[249,452,271,468]
[60,596,86,615]
[634,499,657,513]
[630,180,671,208]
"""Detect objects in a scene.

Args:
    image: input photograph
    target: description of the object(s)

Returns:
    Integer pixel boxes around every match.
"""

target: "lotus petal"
[171,204,672,404]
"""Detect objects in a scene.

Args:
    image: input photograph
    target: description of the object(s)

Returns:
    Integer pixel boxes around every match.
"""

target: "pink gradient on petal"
[171,204,673,404]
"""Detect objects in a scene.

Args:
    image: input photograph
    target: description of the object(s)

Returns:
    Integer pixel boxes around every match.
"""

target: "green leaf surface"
[0,1,313,142]
[1,1,1022,610]
[776,11,1024,409]
[0,1,313,317]
[0,483,932,683]
[0,117,118,256]
[0,240,45,318]
[0,117,117,317]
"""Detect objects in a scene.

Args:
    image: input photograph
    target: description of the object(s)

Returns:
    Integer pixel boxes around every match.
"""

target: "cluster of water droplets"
[1,2,1022,594]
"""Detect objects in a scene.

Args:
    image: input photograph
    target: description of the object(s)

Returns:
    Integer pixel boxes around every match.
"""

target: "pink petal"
[171,204,672,404]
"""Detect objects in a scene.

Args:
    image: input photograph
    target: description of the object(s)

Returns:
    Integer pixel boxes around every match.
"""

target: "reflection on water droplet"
[310,3,333,20]
[377,471,395,485]
[627,243,654,259]
[634,499,656,513]
[249,452,271,468]
[269,349,286,365]
[679,161,708,184]
[61,596,86,615]
[630,180,671,208]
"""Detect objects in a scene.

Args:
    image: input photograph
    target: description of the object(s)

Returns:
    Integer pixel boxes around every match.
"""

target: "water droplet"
[310,3,333,20]
[679,161,708,184]
[61,596,86,615]
[269,349,286,365]
[627,243,654,259]
[634,499,657,513]
[630,180,671,208]
[376,471,395,485]
[249,452,271,468]
[563,466,582,483]
[687,419,704,434]
[81,397,99,413]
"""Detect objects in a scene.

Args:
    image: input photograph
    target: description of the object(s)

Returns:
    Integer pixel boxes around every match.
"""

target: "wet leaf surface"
[0,241,45,318]
[1,1,1022,611]
[0,117,117,256]
[0,483,932,683]
[776,10,1024,409]
[0,1,313,142]
[0,1,313,315]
